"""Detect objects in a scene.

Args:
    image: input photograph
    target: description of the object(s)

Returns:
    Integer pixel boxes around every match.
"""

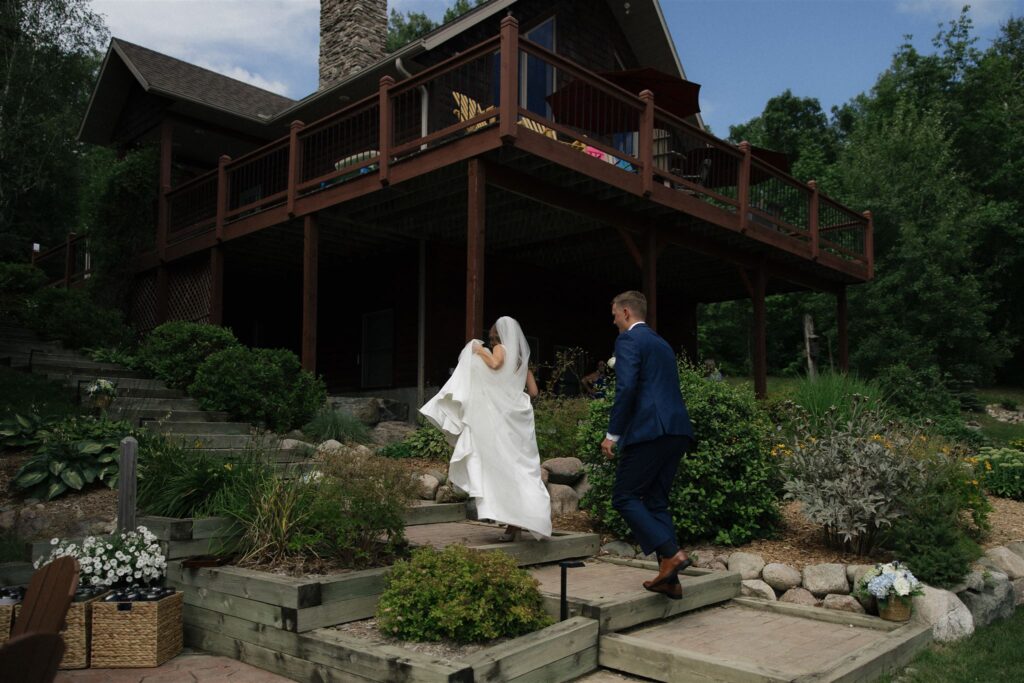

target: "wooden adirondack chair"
[0,632,64,683]
[11,556,79,637]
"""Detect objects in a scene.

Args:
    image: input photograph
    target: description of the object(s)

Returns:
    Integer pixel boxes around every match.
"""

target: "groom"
[601,291,695,599]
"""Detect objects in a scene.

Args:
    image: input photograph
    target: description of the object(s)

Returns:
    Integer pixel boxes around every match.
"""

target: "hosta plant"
[14,437,121,500]
[0,413,49,450]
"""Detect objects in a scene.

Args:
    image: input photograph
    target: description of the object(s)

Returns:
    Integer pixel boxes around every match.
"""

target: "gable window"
[520,17,555,118]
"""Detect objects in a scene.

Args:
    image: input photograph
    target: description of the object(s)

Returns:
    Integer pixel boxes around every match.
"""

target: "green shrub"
[190,346,326,432]
[379,421,452,460]
[0,412,51,451]
[137,321,238,390]
[884,444,987,587]
[782,399,926,555]
[377,545,552,643]
[13,416,132,500]
[0,367,78,419]
[21,288,133,349]
[876,362,960,420]
[577,360,779,546]
[534,396,589,459]
[975,447,1024,500]
[0,262,47,293]
[85,346,138,369]
[136,433,248,518]
[302,408,370,444]
[299,451,417,567]
[790,371,886,428]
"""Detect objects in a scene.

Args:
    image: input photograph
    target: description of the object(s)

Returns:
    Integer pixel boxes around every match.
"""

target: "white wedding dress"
[420,317,552,540]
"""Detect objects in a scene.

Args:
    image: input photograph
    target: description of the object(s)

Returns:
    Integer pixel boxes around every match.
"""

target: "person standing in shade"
[601,291,696,599]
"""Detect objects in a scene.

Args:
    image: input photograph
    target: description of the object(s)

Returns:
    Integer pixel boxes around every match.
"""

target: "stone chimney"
[319,0,388,90]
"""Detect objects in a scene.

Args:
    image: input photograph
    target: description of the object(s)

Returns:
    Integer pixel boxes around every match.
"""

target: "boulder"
[317,439,344,454]
[601,541,636,558]
[540,468,550,485]
[741,579,777,601]
[541,457,584,485]
[548,483,579,516]
[948,570,986,595]
[822,594,865,614]
[847,564,875,589]
[762,563,802,591]
[1006,540,1024,560]
[279,438,313,452]
[982,547,1024,580]
[329,397,380,425]
[572,472,591,499]
[727,552,765,580]
[424,469,447,485]
[415,474,440,501]
[912,586,974,642]
[779,587,818,607]
[434,484,463,504]
[708,560,728,572]
[372,421,417,446]
[1013,578,1024,607]
[803,563,849,597]
[957,571,1015,628]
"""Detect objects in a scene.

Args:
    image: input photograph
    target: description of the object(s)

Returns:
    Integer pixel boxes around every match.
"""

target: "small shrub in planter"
[577,360,779,546]
[377,545,552,643]
[190,346,326,432]
[137,321,239,390]
[21,288,133,349]
[974,446,1024,500]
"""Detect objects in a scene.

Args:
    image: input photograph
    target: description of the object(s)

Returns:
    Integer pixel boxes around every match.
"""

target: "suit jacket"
[608,323,694,449]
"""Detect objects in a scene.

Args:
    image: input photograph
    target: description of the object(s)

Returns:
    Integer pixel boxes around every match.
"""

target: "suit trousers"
[611,434,691,556]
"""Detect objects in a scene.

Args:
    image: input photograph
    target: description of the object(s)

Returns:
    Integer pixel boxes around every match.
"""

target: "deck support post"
[287,120,305,216]
[466,159,486,341]
[751,260,767,399]
[379,76,394,186]
[639,90,655,197]
[642,227,658,330]
[680,300,699,364]
[209,245,224,326]
[837,285,849,373]
[302,214,319,374]
[738,141,752,233]
[157,119,172,260]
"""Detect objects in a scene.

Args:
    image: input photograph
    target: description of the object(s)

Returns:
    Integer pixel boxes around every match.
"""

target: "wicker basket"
[89,592,183,668]
[0,604,15,645]
[878,596,912,622]
[59,593,107,670]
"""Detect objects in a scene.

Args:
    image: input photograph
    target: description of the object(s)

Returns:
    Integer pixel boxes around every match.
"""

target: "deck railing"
[157,18,871,276]
[32,233,90,288]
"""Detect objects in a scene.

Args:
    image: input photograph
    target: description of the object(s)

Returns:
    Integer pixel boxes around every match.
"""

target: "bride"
[420,316,552,541]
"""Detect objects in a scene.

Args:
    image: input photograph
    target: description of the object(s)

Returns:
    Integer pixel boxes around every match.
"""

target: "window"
[520,17,556,118]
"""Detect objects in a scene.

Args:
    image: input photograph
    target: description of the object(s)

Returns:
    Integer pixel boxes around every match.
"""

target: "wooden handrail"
[224,137,289,172]
[389,35,502,97]
[518,39,646,113]
[165,169,217,199]
[296,94,378,140]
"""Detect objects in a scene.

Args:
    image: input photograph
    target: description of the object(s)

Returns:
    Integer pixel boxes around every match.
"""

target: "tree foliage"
[0,0,107,261]
[386,0,486,52]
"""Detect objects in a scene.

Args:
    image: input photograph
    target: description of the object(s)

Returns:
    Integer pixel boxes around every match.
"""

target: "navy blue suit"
[609,323,694,555]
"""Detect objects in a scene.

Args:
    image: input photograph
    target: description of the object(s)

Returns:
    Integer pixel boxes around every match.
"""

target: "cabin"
[70,0,872,404]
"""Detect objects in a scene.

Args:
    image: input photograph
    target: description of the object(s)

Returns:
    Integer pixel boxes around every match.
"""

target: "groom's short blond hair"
[612,291,647,319]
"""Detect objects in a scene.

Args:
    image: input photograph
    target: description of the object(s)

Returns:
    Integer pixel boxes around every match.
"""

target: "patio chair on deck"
[0,632,64,683]
[12,556,79,636]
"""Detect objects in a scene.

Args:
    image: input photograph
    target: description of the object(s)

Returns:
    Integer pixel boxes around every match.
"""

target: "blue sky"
[90,0,1023,134]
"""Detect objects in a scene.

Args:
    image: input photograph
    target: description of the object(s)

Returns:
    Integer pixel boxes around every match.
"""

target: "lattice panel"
[167,257,212,324]
[130,272,159,333]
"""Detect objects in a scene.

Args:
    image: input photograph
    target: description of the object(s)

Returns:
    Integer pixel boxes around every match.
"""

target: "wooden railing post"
[378,75,394,186]
[499,15,520,142]
[808,180,820,260]
[118,436,137,532]
[639,90,655,197]
[466,159,486,342]
[63,232,74,288]
[287,120,305,216]
[864,210,874,279]
[738,141,752,233]
[215,155,230,242]
[157,120,173,261]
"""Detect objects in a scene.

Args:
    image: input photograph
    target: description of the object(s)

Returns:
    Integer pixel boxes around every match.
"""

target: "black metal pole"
[559,560,585,621]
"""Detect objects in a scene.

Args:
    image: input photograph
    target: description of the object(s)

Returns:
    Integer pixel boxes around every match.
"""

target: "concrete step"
[155,421,253,435]
[110,396,200,411]
[112,408,231,425]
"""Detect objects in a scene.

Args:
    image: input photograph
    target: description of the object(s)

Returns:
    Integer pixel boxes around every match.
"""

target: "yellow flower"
[985,461,992,471]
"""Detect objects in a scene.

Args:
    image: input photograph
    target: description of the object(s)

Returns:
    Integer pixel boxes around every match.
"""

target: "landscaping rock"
[762,563,802,591]
[540,468,550,485]
[424,469,447,485]
[727,552,765,580]
[741,579,776,601]
[328,397,380,425]
[822,594,865,614]
[779,587,818,606]
[415,474,440,501]
[949,570,986,595]
[279,438,313,452]
[601,540,636,558]
[803,563,849,596]
[708,560,728,571]
[847,564,874,589]
[957,571,1015,628]
[371,421,416,446]
[317,439,344,453]
[434,484,461,504]
[1012,578,1024,607]
[572,472,591,499]
[547,483,579,516]
[541,457,584,485]
[982,546,1024,579]
[1005,541,1024,560]
[912,586,974,642]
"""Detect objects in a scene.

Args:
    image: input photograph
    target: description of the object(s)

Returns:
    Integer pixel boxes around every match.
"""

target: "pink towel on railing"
[584,145,611,162]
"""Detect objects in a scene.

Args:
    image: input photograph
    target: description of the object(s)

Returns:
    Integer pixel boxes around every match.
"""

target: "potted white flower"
[855,561,923,621]
[36,526,167,589]
[85,378,117,412]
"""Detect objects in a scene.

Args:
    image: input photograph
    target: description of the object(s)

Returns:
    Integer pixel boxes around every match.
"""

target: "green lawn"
[875,609,1024,682]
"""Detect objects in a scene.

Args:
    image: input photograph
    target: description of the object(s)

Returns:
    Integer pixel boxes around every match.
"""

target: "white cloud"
[896,0,1019,28]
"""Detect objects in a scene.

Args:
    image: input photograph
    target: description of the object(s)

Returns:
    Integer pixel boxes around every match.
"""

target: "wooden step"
[597,597,932,683]
[156,421,253,435]
[116,408,231,425]
[404,521,599,567]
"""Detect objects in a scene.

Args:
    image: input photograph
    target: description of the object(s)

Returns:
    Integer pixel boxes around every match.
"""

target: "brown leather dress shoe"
[644,575,682,600]
[642,551,693,590]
